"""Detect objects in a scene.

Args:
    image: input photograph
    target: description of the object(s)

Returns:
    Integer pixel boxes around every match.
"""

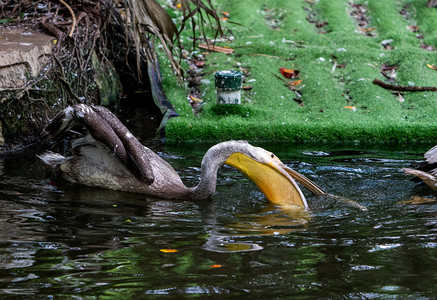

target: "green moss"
[160,0,437,144]
[210,104,252,117]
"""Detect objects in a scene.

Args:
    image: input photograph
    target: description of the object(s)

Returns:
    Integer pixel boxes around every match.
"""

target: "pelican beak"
[225,153,311,209]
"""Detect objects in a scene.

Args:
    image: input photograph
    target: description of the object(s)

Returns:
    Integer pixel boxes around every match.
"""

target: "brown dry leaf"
[288,79,302,87]
[426,63,437,70]
[399,196,437,205]
[408,25,419,32]
[239,67,251,76]
[198,43,234,54]
[242,86,253,90]
[421,43,435,51]
[359,27,376,32]
[279,67,300,79]
[194,60,205,68]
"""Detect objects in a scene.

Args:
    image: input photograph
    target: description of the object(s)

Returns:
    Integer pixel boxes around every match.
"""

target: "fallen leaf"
[395,92,404,103]
[399,196,437,205]
[189,95,203,102]
[344,106,357,111]
[242,85,253,90]
[381,39,394,50]
[210,264,222,268]
[221,12,230,17]
[427,64,437,70]
[220,17,229,21]
[408,25,419,32]
[188,94,204,113]
[279,67,299,79]
[194,61,205,68]
[359,27,376,32]
[288,79,302,86]
[160,249,179,253]
[421,43,435,51]
[239,66,250,76]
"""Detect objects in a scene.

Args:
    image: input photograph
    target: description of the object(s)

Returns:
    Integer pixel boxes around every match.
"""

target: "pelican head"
[217,141,324,209]
[195,140,325,209]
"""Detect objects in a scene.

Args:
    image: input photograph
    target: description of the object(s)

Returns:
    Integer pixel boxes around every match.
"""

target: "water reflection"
[202,203,310,253]
[0,144,437,298]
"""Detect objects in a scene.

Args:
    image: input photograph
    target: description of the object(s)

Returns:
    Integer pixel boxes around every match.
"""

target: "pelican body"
[403,145,437,190]
[39,105,325,209]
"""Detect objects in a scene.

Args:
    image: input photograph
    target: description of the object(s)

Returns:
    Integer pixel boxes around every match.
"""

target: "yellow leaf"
[426,64,437,70]
[210,264,222,268]
[344,106,357,111]
[125,219,132,222]
[189,95,203,102]
[160,249,179,253]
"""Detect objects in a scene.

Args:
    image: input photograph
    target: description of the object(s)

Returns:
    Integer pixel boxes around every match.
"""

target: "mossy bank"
[160,0,437,144]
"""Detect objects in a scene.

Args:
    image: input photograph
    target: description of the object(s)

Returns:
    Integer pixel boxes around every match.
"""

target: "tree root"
[58,0,76,37]
[373,79,437,92]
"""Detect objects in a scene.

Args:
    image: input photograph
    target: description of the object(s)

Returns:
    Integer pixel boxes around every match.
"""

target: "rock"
[0,28,54,89]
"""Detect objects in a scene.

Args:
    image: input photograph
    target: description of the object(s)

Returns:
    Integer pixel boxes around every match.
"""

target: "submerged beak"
[225,152,324,210]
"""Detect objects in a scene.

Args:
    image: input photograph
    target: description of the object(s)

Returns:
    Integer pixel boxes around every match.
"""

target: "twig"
[55,72,81,103]
[40,16,65,43]
[59,0,76,37]
[198,43,234,54]
[373,79,437,92]
[247,53,281,59]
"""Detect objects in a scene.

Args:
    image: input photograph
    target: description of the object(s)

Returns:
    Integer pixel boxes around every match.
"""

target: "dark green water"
[0,143,436,298]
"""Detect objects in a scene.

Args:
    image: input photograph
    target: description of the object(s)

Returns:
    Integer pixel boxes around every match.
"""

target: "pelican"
[403,145,437,191]
[38,104,325,209]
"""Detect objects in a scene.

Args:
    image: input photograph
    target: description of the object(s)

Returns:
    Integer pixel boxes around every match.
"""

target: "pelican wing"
[425,145,437,164]
[403,167,437,191]
[90,105,154,184]
[45,104,154,184]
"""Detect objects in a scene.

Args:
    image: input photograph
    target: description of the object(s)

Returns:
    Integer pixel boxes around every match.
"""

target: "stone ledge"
[0,27,54,89]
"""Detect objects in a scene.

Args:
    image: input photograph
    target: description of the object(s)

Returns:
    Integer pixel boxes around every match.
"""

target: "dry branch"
[59,0,76,37]
[373,79,437,92]
[198,43,234,54]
